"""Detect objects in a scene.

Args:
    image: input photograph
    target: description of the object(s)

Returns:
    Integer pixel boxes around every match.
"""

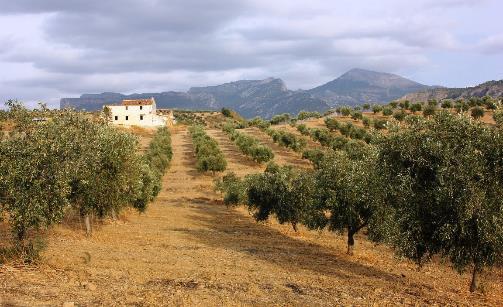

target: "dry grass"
[0,126,502,306]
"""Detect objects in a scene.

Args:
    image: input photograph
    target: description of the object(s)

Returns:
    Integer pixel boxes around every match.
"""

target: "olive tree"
[313,147,385,254]
[376,111,503,292]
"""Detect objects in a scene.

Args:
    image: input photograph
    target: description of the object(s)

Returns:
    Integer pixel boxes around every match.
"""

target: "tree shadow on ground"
[179,198,411,288]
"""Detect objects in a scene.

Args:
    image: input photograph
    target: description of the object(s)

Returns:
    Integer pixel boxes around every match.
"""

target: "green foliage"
[471,106,485,119]
[302,148,325,168]
[189,125,227,172]
[297,111,321,120]
[324,117,340,131]
[351,110,363,120]
[493,108,503,126]
[265,128,306,152]
[441,100,453,109]
[0,106,163,244]
[422,105,437,117]
[296,124,310,135]
[173,111,206,125]
[245,163,318,231]
[427,99,438,106]
[222,123,274,163]
[340,107,352,116]
[410,103,422,113]
[314,148,385,254]
[270,113,291,125]
[382,107,393,116]
[376,111,503,291]
[248,117,270,129]
[388,101,398,109]
[309,128,335,147]
[214,172,247,206]
[362,116,371,127]
[373,119,387,130]
[372,105,383,114]
[221,108,232,117]
[362,103,370,110]
[399,100,410,110]
[392,110,407,121]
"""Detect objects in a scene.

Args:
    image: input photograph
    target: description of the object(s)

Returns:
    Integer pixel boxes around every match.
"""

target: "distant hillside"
[308,68,431,106]
[400,80,503,102]
[60,68,433,118]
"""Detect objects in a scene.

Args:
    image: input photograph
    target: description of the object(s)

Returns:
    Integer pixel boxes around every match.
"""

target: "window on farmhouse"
[140,115,144,120]
[126,106,128,110]
[126,116,129,121]
[140,106,143,110]
[114,116,118,121]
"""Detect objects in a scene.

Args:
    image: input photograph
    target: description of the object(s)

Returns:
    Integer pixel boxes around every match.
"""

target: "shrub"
[324,117,340,131]
[189,125,227,172]
[362,116,371,128]
[471,106,485,119]
[310,128,335,147]
[410,103,422,113]
[223,123,274,163]
[422,105,436,117]
[331,135,349,150]
[221,108,232,117]
[441,100,453,109]
[340,107,352,116]
[296,124,310,135]
[382,107,393,116]
[265,128,306,152]
[302,149,325,168]
[392,110,407,121]
[373,119,387,130]
[372,105,383,114]
[297,111,321,120]
[270,113,290,125]
[214,172,247,206]
[248,117,270,129]
[351,111,363,120]
[493,109,503,126]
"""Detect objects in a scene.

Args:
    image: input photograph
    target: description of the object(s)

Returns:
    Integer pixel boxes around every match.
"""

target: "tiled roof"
[122,98,154,106]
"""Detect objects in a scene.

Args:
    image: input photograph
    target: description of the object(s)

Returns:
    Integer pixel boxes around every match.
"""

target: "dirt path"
[1,126,501,306]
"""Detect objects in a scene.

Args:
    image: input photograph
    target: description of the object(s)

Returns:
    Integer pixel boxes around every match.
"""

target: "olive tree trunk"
[470,263,482,292]
[84,214,92,236]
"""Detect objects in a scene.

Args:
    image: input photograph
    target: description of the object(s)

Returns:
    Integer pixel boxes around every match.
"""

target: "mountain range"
[61,68,433,118]
[399,80,503,102]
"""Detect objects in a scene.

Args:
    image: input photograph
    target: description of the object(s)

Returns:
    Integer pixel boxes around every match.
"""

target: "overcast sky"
[0,0,502,107]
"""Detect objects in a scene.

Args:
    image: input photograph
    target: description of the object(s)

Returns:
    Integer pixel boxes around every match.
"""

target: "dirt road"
[1,127,501,306]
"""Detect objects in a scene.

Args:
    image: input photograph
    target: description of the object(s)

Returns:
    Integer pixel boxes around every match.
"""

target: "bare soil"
[1,125,502,306]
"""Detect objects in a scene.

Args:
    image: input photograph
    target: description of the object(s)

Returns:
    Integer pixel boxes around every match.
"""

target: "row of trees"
[0,106,173,259]
[215,111,503,292]
[264,127,307,152]
[189,125,227,172]
[222,123,274,163]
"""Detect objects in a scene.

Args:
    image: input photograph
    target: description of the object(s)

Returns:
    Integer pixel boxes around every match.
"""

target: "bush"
[351,111,363,120]
[324,117,340,131]
[221,108,232,117]
[410,103,422,113]
[309,128,335,147]
[296,124,310,135]
[471,106,485,119]
[248,117,270,129]
[340,107,352,116]
[270,113,290,125]
[372,105,383,114]
[373,119,387,130]
[265,128,306,152]
[422,105,436,117]
[302,149,325,168]
[393,110,407,121]
[493,109,503,126]
[214,172,247,206]
[362,116,371,127]
[189,125,227,172]
[222,123,274,163]
[382,107,393,116]
[441,100,453,109]
[297,111,321,120]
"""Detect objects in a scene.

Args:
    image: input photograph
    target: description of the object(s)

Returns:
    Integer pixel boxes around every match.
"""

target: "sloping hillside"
[400,80,503,102]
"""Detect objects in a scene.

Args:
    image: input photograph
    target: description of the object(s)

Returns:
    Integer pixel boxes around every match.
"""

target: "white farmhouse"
[105,98,168,127]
